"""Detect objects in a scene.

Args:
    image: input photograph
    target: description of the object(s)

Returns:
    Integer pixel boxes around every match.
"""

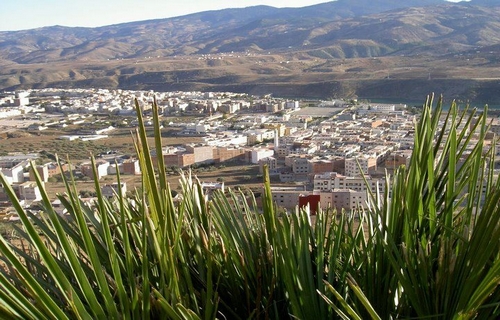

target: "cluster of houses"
[3,88,498,217]
[0,88,300,118]
[0,153,139,217]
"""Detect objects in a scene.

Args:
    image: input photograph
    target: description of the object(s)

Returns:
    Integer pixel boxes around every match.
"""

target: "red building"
[298,194,321,216]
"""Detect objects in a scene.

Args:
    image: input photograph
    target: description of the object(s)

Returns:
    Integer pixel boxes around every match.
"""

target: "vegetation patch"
[0,95,499,318]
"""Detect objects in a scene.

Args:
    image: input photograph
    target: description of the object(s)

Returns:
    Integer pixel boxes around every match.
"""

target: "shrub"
[0,96,498,319]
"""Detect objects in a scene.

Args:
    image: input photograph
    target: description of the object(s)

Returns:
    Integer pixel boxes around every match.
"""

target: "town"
[0,88,494,219]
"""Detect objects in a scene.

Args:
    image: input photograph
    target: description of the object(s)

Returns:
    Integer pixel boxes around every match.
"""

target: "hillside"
[0,0,500,102]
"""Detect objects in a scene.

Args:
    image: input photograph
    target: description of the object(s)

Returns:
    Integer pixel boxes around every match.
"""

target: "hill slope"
[0,0,499,102]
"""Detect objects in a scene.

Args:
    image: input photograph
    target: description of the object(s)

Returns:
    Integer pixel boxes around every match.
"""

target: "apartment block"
[162,153,195,168]
[345,156,377,177]
[309,159,334,174]
[275,145,291,159]
[29,165,49,182]
[258,157,278,173]
[271,190,308,209]
[298,194,321,215]
[319,189,367,212]
[292,157,310,174]
[385,152,411,169]
[0,184,11,201]
[313,172,383,194]
[46,162,69,177]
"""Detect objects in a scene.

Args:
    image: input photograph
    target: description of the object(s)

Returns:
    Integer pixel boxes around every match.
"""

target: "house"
[101,182,127,199]
[1,162,25,184]
[18,182,42,201]
[122,159,141,175]
[51,199,68,216]
[81,160,110,180]
[251,148,275,164]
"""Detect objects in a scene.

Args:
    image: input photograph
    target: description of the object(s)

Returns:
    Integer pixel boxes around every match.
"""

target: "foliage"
[0,95,498,319]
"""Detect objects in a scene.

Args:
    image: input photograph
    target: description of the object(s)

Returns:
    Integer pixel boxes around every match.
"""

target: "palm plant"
[0,94,498,319]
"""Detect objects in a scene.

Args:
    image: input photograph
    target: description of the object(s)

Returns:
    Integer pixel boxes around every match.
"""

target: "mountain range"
[1,0,500,103]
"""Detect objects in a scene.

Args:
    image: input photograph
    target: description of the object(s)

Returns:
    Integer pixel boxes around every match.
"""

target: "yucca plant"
[0,94,498,319]
[329,95,500,319]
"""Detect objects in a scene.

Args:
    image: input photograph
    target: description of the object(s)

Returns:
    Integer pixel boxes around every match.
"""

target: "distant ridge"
[0,0,499,103]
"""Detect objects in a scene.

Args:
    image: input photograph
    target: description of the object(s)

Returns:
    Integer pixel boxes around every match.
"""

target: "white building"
[1,163,25,184]
[313,172,382,194]
[319,189,367,212]
[18,182,42,201]
[251,148,275,164]
[81,160,110,180]
[285,100,300,110]
[201,182,225,193]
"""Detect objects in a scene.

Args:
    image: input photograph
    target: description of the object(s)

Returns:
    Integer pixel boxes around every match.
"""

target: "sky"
[1,0,464,32]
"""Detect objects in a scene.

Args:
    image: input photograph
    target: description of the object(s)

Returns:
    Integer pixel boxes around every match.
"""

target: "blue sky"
[1,0,464,32]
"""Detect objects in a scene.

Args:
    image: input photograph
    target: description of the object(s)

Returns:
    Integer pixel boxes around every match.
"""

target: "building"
[385,152,411,169]
[13,91,30,106]
[285,100,300,110]
[1,162,25,184]
[18,182,42,201]
[0,154,38,168]
[271,190,308,209]
[213,147,247,163]
[245,129,275,144]
[30,165,49,182]
[101,182,127,199]
[122,159,141,175]
[251,148,275,164]
[298,194,321,215]
[0,184,11,201]
[313,172,382,194]
[258,157,278,174]
[219,103,240,114]
[345,156,377,177]
[185,144,214,165]
[292,157,310,174]
[309,159,334,174]
[162,153,195,168]
[275,145,291,159]
[51,199,68,216]
[319,189,367,212]
[201,182,225,194]
[81,160,110,180]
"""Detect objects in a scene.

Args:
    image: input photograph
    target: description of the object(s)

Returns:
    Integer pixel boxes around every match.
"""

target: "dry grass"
[0,126,204,159]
